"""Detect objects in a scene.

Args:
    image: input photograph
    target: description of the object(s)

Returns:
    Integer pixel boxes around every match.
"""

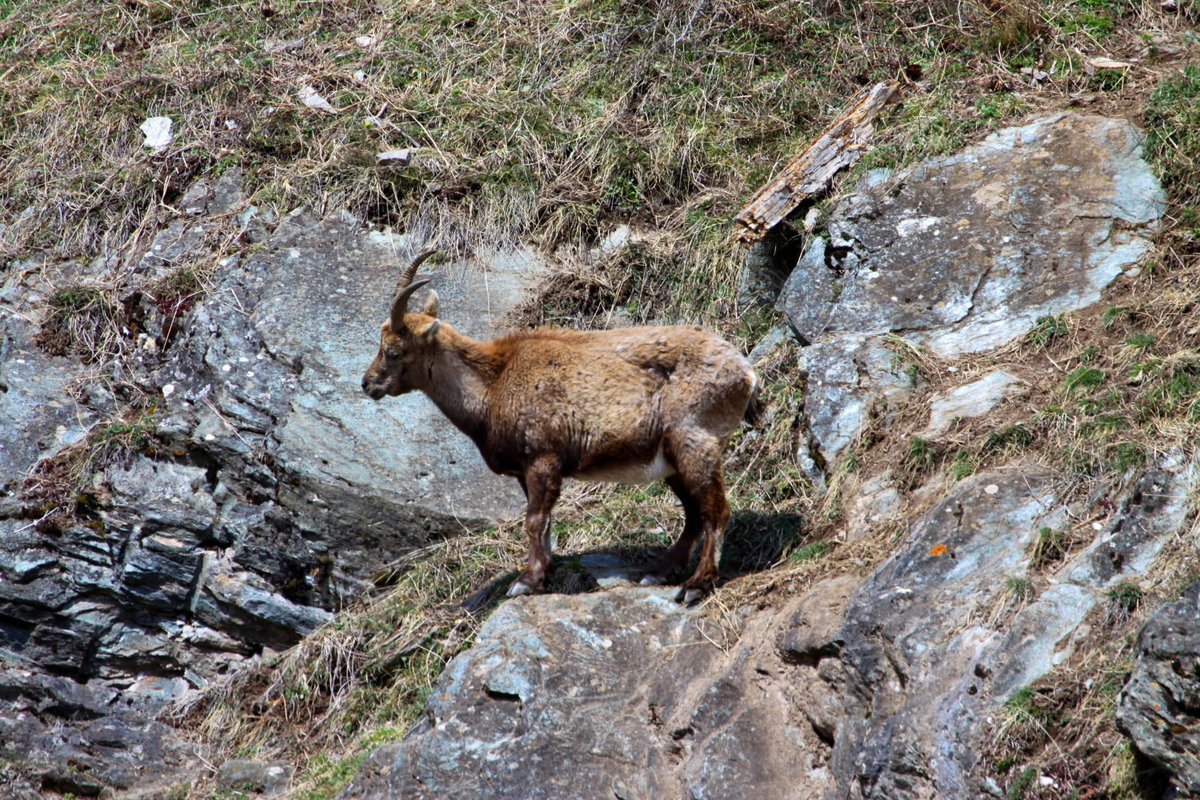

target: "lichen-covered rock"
[780,112,1164,462]
[823,463,1191,800]
[1117,580,1200,795]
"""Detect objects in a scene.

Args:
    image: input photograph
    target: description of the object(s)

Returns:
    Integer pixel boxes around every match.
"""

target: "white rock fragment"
[597,224,632,255]
[896,216,940,236]
[355,35,375,47]
[1087,56,1132,70]
[923,371,1024,436]
[162,383,175,398]
[376,148,412,166]
[140,116,173,150]
[260,38,304,54]
[298,84,337,114]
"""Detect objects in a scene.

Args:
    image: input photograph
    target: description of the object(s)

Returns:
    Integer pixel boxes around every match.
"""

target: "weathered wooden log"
[734,80,899,244]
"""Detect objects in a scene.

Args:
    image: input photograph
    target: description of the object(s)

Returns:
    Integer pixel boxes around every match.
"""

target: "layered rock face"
[0,173,533,792]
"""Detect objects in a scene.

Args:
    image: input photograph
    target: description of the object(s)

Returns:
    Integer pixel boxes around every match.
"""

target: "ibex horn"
[393,248,439,295]
[389,249,439,330]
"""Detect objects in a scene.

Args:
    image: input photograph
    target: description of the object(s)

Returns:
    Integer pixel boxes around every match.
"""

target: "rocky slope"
[340,113,1200,800]
[2,3,1199,797]
[2,103,1197,799]
[0,175,539,795]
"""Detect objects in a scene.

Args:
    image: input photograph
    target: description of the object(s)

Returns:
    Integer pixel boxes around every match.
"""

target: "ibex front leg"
[507,456,562,597]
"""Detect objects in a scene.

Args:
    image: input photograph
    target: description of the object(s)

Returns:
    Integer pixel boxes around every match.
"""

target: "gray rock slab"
[782,113,1164,462]
[341,587,834,800]
[923,370,1025,436]
[804,334,913,461]
[242,214,530,526]
[823,461,1192,799]
[780,113,1164,356]
[342,588,697,800]
[0,311,93,496]
[195,562,332,647]
[102,459,218,541]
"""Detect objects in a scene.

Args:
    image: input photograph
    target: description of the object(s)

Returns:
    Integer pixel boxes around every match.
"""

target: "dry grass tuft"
[981,589,1175,799]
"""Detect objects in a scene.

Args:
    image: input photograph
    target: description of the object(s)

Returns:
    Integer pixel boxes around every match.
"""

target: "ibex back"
[361,251,760,603]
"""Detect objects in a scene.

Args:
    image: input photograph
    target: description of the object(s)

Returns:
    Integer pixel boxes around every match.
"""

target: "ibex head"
[361,249,441,400]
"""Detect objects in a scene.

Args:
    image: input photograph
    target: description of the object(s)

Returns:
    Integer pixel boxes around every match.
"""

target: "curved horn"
[390,278,432,331]
[393,248,439,295]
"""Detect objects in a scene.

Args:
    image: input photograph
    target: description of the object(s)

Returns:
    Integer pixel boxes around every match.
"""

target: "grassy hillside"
[4,1,1200,798]
[5,0,1191,323]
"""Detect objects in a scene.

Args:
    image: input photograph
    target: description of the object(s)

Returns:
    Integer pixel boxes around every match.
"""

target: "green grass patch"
[1029,526,1067,568]
[1062,366,1105,396]
[1124,332,1154,351]
[948,448,976,482]
[791,540,832,563]
[1106,580,1143,613]
[1145,64,1200,207]
[983,424,1034,456]
[1004,576,1035,603]
[1026,314,1068,348]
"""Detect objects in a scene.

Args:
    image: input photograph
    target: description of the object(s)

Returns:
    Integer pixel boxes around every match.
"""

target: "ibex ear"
[421,289,440,318]
[419,319,441,345]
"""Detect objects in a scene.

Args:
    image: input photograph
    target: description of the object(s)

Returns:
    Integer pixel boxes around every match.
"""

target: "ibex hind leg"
[640,474,701,588]
[655,433,729,604]
[677,473,728,604]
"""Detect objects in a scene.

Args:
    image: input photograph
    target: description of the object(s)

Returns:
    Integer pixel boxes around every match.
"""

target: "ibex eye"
[386,348,401,359]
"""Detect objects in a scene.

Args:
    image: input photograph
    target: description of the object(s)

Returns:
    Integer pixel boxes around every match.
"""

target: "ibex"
[361,250,760,603]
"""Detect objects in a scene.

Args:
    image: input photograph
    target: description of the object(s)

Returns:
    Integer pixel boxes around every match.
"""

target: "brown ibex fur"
[362,250,760,603]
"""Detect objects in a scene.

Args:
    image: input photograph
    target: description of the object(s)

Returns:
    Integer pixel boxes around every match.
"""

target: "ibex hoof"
[507,579,536,598]
[638,574,665,587]
[676,587,706,605]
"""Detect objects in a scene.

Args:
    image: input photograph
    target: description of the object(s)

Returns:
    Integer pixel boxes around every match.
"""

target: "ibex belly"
[575,448,675,484]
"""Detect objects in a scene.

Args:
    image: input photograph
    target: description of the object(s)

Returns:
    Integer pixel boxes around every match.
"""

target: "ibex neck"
[419,326,501,441]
